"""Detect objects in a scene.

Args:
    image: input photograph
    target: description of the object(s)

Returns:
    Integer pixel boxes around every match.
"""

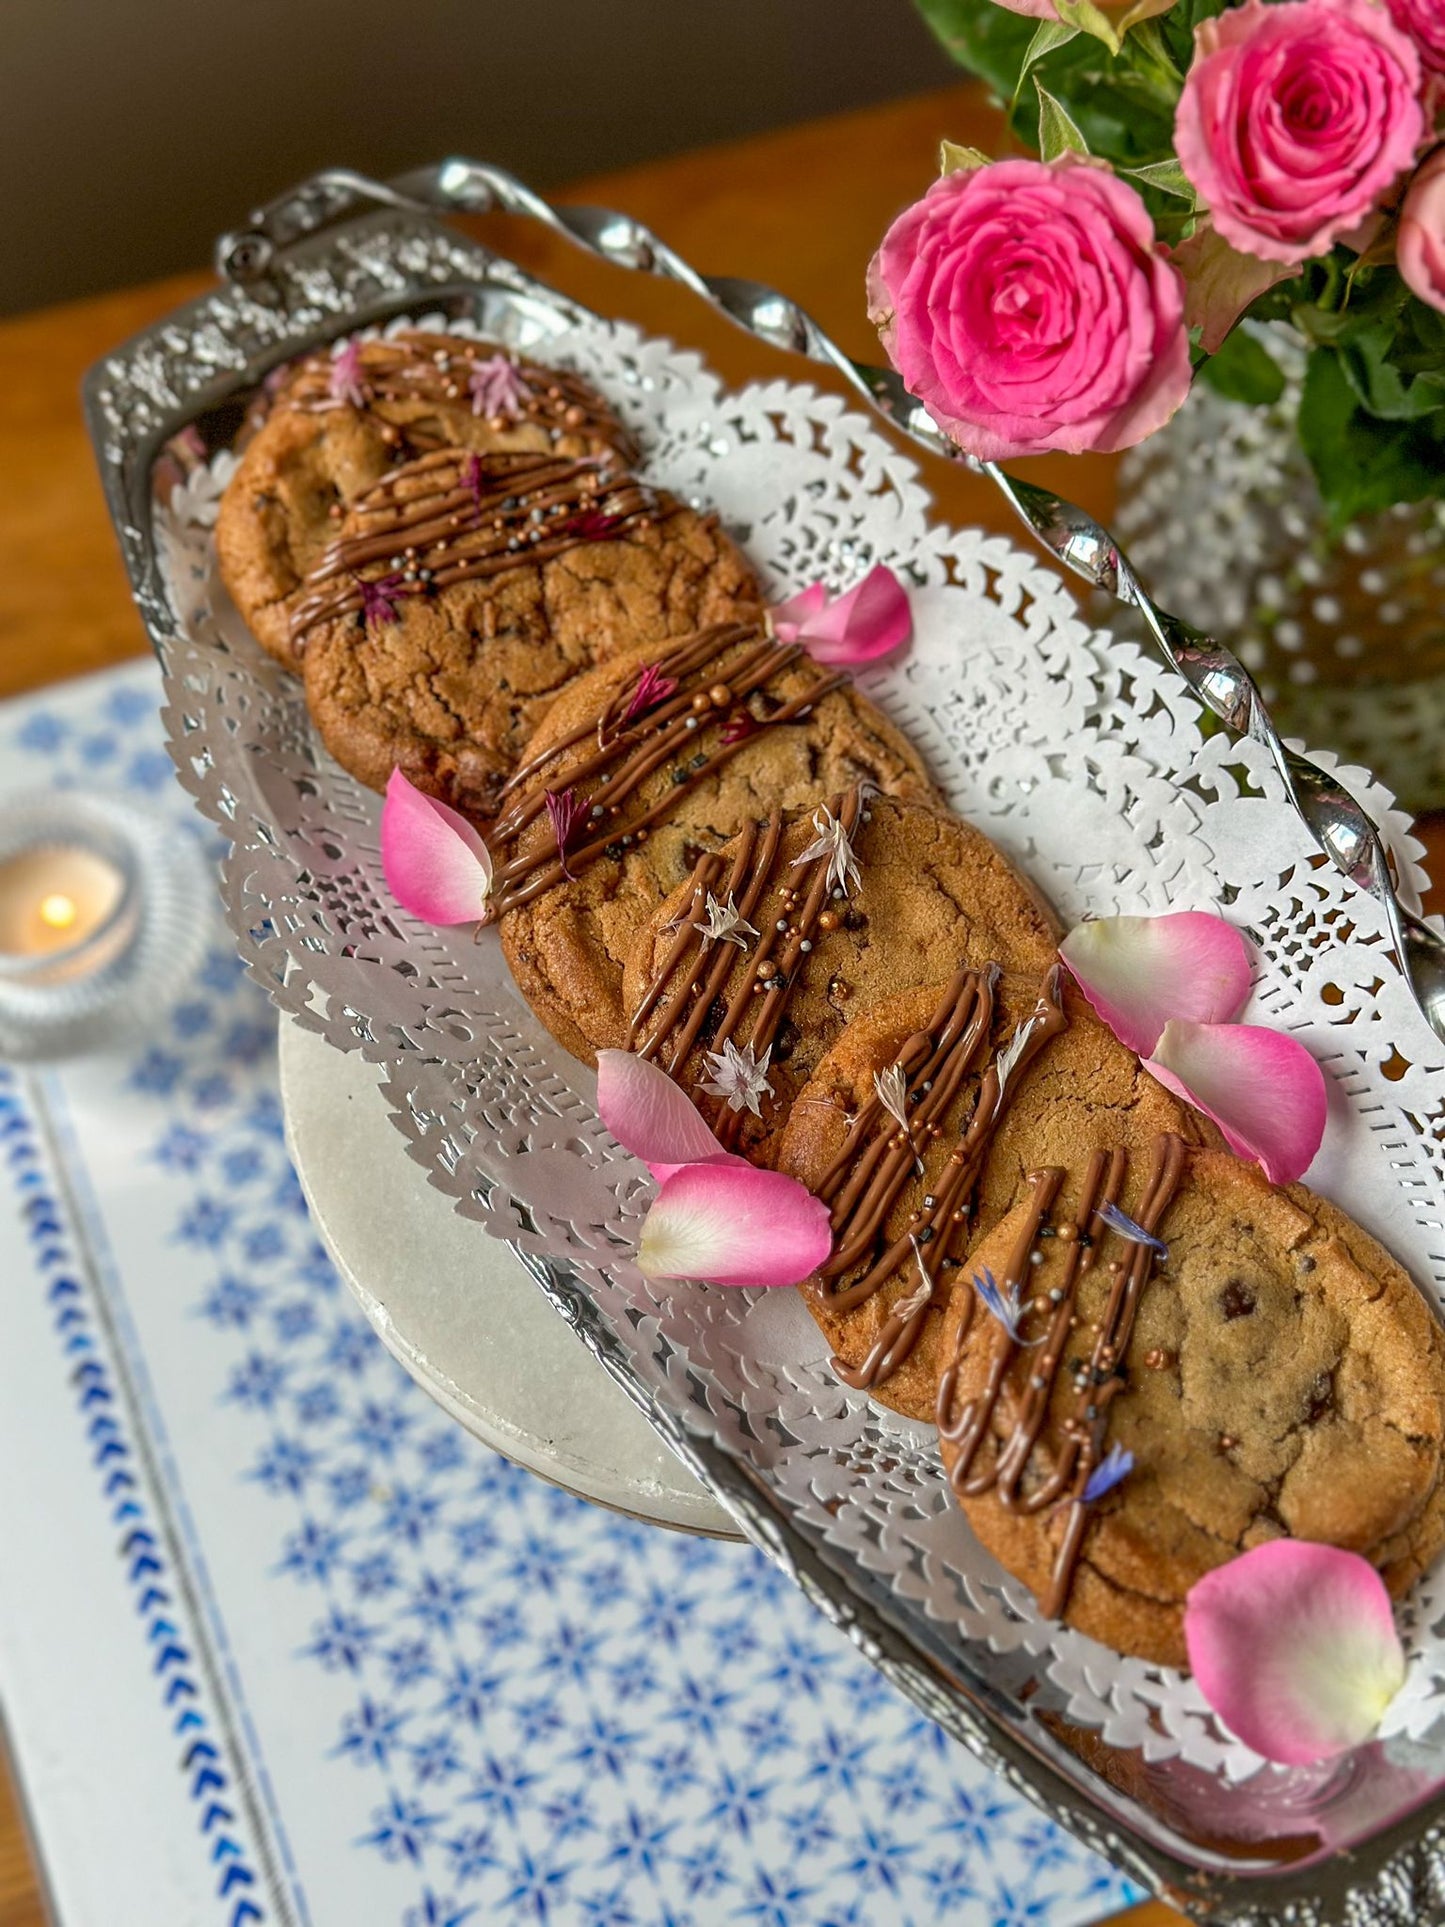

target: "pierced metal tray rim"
[81,188,1445,1927]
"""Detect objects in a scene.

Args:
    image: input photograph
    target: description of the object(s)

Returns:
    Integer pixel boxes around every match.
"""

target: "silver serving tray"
[84,166,1445,1926]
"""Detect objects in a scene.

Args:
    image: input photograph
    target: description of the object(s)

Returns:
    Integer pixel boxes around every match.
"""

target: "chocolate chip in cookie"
[937,1142,1445,1667]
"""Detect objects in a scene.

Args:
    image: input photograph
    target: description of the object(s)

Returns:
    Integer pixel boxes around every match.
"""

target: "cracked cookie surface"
[938,1146,1445,1666]
[774,976,1210,1422]
[300,458,759,821]
[496,635,944,1064]
[620,795,1059,1167]
[216,332,637,665]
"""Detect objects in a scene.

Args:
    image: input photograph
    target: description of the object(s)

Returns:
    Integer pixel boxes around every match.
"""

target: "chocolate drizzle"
[625,785,870,1149]
[288,449,662,650]
[482,625,848,925]
[817,969,1069,1390]
[937,1131,1186,1619]
[285,332,635,459]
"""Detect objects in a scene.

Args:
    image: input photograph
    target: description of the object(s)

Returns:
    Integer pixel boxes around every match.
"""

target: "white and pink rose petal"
[1058,911,1253,1056]
[636,1159,833,1288]
[1185,1541,1406,1765]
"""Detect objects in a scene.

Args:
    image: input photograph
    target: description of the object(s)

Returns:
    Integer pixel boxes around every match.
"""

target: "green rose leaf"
[1339,325,1445,422]
[1121,18,1184,86]
[939,139,992,175]
[1124,158,1198,206]
[1292,263,1411,347]
[1199,328,1287,405]
[1298,348,1445,530]
[1020,18,1081,80]
[1052,0,1121,53]
[916,0,1185,165]
[1035,78,1091,160]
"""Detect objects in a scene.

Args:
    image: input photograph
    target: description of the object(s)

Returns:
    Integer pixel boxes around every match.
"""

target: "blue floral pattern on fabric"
[0,664,1141,1927]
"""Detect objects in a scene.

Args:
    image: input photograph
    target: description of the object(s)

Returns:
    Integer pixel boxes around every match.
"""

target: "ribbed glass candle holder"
[0,791,211,1061]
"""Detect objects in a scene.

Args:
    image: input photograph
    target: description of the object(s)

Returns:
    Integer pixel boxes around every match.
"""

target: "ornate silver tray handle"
[84,169,1445,1926]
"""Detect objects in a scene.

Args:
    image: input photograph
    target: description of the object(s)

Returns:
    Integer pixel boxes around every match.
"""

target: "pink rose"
[1399,146,1445,310]
[866,157,1190,462]
[1176,0,1424,266]
[1387,0,1445,76]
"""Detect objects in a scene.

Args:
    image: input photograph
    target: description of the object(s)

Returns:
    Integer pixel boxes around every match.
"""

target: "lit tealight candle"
[0,846,128,969]
[0,790,210,1063]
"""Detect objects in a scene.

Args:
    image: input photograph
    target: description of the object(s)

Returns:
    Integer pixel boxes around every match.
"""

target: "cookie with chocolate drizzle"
[619,792,1059,1168]
[773,973,1206,1419]
[489,627,942,1062]
[938,1144,1445,1666]
[297,448,759,820]
[217,331,638,665]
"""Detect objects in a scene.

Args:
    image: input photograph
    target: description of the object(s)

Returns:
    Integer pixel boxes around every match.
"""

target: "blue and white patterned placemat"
[0,660,1142,1927]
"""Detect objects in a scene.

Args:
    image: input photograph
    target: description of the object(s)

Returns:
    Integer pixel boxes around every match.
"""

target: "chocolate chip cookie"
[618,791,1059,1167]
[491,626,945,1063]
[216,331,636,664]
[773,973,1208,1420]
[298,448,760,820]
[937,1141,1445,1667]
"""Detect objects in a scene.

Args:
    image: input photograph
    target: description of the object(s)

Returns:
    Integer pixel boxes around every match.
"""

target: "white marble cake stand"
[278,1017,736,1536]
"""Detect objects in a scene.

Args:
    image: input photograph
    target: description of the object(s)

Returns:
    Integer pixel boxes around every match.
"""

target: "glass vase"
[1114,337,1445,811]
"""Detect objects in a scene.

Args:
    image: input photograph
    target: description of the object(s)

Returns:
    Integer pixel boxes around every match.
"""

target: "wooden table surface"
[0,76,1435,1927]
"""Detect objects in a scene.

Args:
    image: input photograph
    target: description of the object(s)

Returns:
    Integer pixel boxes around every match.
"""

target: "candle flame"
[39,893,78,931]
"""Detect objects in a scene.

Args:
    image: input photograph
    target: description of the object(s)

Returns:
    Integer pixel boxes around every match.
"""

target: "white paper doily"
[154,306,1445,1786]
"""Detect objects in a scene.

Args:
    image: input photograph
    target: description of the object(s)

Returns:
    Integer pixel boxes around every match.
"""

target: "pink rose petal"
[771,583,829,630]
[1145,1019,1326,1184]
[596,1049,727,1179]
[1399,148,1445,316]
[637,1161,833,1287]
[1058,912,1253,1056]
[380,767,492,925]
[1185,1541,1405,1765]
[773,566,912,665]
[1390,0,1445,74]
